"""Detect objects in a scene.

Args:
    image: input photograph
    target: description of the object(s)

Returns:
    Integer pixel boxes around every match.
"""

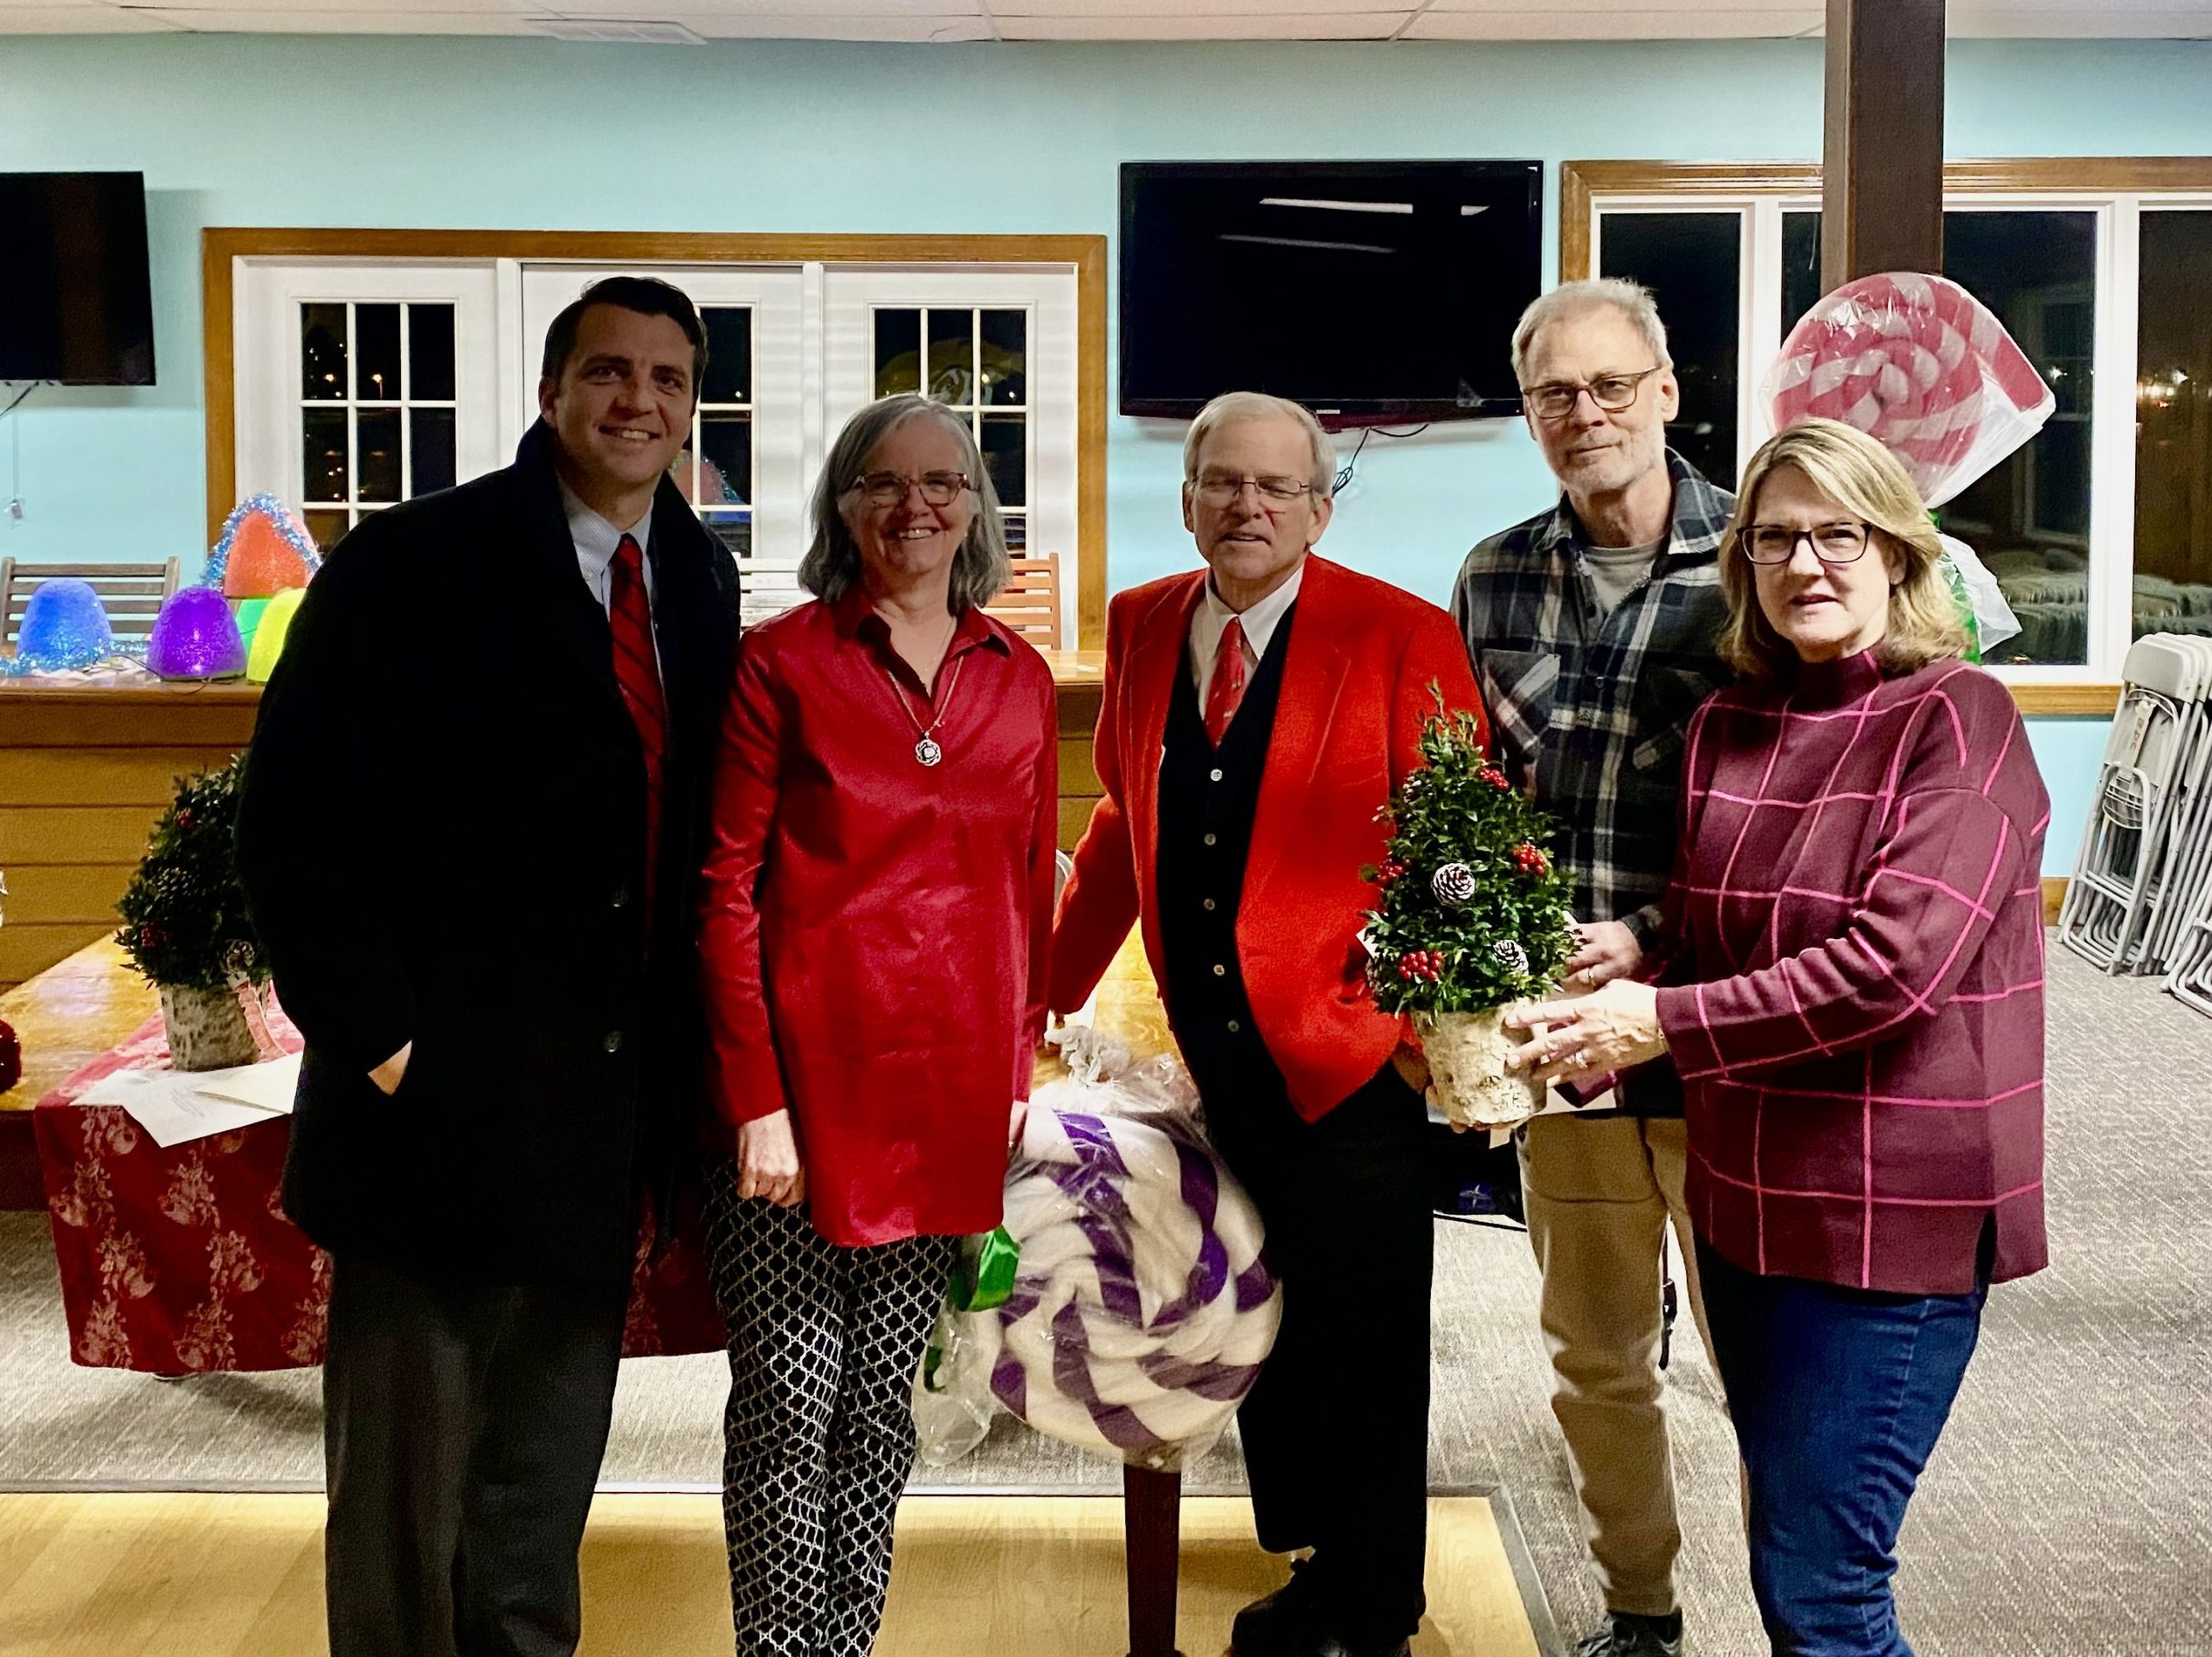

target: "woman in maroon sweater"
[1509,418,2049,1657]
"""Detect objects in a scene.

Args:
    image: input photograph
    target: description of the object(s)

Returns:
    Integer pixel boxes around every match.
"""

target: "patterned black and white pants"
[704,1163,958,1657]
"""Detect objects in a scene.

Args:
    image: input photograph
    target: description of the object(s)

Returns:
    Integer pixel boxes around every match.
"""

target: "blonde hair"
[1181,391,1336,498]
[1718,418,1968,681]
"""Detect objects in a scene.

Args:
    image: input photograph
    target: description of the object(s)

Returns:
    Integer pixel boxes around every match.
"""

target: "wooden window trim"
[1557,158,2212,718]
[202,227,1111,648]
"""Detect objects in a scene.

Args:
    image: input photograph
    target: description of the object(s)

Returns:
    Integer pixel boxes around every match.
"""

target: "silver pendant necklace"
[884,633,965,767]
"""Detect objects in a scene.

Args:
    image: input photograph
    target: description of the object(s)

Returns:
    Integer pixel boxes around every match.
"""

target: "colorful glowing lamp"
[207,494,321,599]
[245,587,305,684]
[16,579,115,665]
[147,587,247,681]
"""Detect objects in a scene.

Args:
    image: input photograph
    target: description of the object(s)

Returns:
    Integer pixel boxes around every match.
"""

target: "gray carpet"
[3,942,2208,1654]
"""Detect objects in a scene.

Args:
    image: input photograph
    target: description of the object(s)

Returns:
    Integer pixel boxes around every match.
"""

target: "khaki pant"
[1520,1113,1714,1621]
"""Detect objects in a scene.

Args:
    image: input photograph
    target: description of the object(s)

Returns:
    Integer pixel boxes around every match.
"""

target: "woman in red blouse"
[1507,419,2048,1657]
[696,393,1057,1657]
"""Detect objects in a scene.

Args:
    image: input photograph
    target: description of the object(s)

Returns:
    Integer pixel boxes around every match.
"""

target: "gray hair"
[1180,390,1337,499]
[800,395,1012,610]
[1510,277,1674,384]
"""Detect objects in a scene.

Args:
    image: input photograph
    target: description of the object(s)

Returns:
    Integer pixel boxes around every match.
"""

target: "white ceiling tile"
[545,0,979,14]
[132,6,551,29]
[995,0,1374,15]
[1000,8,1402,33]
[1406,6,1816,35]
[668,10,989,31]
[0,3,184,25]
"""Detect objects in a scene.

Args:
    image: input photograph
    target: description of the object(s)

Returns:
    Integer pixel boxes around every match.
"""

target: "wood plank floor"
[0,1493,1538,1657]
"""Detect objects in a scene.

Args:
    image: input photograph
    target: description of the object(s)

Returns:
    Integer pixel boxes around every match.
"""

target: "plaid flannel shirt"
[1452,451,1735,1112]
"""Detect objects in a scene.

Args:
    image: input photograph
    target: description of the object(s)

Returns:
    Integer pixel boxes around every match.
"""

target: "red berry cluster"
[1512,842,1548,877]
[175,808,195,830]
[1376,858,1408,884]
[139,924,169,951]
[1395,949,1445,982]
[1478,765,1511,791]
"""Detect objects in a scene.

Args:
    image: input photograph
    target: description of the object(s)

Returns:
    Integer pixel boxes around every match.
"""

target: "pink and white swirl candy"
[1766,272,2054,506]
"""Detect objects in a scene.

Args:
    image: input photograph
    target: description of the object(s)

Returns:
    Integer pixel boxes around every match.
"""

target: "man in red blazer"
[1052,392,1485,1657]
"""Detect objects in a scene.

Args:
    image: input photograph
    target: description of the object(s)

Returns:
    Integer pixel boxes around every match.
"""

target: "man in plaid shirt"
[1451,279,1733,1657]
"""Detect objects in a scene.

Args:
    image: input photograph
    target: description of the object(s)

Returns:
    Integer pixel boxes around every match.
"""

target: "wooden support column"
[1822,0,1948,288]
[1122,1464,1185,1657]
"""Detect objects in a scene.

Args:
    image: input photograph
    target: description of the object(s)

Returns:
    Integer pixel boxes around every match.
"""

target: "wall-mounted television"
[0,172,156,385]
[1119,160,1541,425]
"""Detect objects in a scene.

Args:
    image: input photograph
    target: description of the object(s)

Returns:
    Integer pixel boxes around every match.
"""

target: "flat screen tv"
[0,172,156,385]
[1119,160,1541,424]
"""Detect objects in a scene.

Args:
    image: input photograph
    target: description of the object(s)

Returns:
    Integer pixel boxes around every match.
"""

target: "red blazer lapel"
[1123,575,1205,953]
[1246,556,1352,908]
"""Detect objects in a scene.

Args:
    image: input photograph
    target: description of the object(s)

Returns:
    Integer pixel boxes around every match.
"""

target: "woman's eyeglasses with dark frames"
[1741,522,1876,566]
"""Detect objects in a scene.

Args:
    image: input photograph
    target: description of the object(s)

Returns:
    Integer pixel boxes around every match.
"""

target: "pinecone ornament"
[1493,939,1530,976]
[1430,862,1477,908]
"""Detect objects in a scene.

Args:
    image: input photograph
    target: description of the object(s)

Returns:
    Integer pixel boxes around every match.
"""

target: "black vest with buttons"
[1156,605,1295,1101]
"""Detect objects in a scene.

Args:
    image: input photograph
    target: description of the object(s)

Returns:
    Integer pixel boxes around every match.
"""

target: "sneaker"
[1575,1610,1686,1657]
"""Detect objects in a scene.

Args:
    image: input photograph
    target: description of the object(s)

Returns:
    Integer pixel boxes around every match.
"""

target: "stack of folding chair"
[2056,635,2212,988]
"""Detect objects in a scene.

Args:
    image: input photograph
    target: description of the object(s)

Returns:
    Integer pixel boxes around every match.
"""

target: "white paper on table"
[191,1052,301,1114]
[77,1059,296,1149]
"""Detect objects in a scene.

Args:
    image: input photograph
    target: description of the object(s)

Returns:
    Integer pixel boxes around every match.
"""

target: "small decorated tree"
[114,756,272,1070]
[1363,700,1577,1129]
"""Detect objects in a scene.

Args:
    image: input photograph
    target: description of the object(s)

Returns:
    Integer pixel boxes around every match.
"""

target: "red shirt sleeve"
[697,636,794,1128]
[1016,665,1058,1101]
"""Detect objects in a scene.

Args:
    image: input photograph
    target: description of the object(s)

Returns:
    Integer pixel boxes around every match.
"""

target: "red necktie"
[609,533,666,908]
[1205,616,1248,747]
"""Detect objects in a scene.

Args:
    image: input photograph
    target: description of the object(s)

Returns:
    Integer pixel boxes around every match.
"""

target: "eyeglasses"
[1741,522,1875,566]
[1189,472,1316,507]
[848,470,970,507]
[1522,366,1663,422]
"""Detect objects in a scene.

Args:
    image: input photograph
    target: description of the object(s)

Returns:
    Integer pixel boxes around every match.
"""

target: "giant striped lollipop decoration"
[1766,272,2055,507]
[924,1050,1281,1472]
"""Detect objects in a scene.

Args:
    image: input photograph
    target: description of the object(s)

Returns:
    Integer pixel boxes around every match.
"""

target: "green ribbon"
[921,1225,1021,1394]
[949,1225,1020,1312]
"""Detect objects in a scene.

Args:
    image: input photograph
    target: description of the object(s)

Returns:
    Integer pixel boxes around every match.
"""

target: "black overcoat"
[237,422,740,1284]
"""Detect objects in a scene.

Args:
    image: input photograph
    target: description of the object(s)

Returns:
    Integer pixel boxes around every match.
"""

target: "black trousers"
[1202,1062,1436,1647]
[321,1252,630,1657]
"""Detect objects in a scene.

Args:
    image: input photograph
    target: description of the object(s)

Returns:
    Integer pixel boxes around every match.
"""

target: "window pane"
[302,303,347,402]
[1943,211,2095,666]
[304,510,349,552]
[302,409,348,503]
[982,309,1027,406]
[1597,212,1740,488]
[1003,511,1029,552]
[408,304,456,402]
[875,308,920,397]
[927,309,974,405]
[704,512,752,563]
[355,303,402,403]
[982,415,1027,508]
[1782,212,1823,337]
[2135,211,2212,607]
[699,415,752,507]
[702,308,752,405]
[356,408,402,503]
[411,408,456,495]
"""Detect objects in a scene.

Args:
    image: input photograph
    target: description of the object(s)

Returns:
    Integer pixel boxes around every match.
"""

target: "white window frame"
[227,251,1085,640]
[1579,168,2212,690]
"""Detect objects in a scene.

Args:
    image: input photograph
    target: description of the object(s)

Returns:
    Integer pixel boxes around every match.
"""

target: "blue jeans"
[1697,1241,1989,1657]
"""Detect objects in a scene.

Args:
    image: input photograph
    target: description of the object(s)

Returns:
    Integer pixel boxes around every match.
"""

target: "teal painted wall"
[4,33,2205,867]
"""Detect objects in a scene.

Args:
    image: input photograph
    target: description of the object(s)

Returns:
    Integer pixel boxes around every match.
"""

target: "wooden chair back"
[985,552,1063,651]
[0,557,183,651]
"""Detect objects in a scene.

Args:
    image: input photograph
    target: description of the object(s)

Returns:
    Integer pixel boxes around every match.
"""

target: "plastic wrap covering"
[914,1029,1281,1472]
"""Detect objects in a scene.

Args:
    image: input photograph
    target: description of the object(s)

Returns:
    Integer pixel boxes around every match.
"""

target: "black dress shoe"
[1230,1559,1319,1655]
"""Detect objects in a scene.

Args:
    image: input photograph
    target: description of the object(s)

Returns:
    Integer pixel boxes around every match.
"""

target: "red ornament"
[0,1017,20,1095]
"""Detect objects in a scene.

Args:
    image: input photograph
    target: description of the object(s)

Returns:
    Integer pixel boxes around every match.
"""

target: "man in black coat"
[237,276,740,1657]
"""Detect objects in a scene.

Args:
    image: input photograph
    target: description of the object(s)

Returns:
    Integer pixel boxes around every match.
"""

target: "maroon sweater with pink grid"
[1649,651,2050,1296]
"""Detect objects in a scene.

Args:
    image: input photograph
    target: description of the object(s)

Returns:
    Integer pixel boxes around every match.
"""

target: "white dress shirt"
[562,483,662,673]
[1187,560,1305,709]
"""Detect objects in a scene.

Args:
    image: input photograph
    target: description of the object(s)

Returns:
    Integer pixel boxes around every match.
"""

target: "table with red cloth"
[35,1003,725,1374]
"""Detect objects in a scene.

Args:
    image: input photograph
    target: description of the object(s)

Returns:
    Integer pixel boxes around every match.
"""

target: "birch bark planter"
[159,984,260,1072]
[1417,1007,1543,1131]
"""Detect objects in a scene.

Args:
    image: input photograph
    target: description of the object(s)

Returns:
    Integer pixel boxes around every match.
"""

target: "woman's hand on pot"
[738,1109,806,1207]
[1565,920,1643,990]
[1503,981,1667,1087]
